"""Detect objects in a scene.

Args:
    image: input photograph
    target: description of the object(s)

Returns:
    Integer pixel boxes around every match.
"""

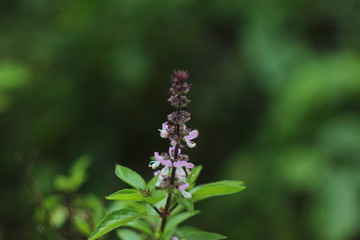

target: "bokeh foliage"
[1,0,360,239]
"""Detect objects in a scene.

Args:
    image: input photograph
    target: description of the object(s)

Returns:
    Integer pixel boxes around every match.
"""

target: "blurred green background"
[1,0,360,239]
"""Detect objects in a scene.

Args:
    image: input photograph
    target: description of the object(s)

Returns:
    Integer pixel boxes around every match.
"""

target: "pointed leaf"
[191,180,246,202]
[115,164,146,190]
[106,188,166,205]
[125,219,153,236]
[178,229,227,240]
[146,174,159,194]
[116,229,142,240]
[88,209,147,240]
[187,165,203,188]
[165,211,199,232]
[175,194,195,215]
[106,189,144,201]
[143,190,167,205]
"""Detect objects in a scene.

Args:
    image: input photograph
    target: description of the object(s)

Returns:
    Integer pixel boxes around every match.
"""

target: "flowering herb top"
[151,71,198,201]
[88,70,246,240]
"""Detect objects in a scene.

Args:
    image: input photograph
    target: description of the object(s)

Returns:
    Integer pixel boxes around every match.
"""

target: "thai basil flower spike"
[88,70,246,240]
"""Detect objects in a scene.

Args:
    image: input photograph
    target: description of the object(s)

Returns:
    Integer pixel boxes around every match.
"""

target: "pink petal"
[185,162,195,169]
[154,152,163,161]
[178,183,189,191]
[187,130,199,140]
[169,146,181,157]
[171,140,177,147]
[161,159,173,167]
[173,160,186,167]
[169,146,175,156]
[159,130,168,138]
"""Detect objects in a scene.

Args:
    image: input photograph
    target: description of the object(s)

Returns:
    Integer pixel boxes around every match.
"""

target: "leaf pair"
[88,164,247,240]
[88,164,162,240]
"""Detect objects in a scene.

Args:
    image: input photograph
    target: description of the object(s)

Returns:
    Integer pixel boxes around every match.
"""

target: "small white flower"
[159,122,170,138]
[178,183,191,198]
[174,160,194,180]
[184,130,199,148]
[149,152,163,169]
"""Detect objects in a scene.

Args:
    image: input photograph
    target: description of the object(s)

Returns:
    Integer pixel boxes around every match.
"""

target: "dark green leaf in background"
[54,155,92,192]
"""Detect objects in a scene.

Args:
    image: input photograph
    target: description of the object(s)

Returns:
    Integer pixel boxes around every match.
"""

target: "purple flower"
[159,122,170,138]
[149,152,163,169]
[160,159,172,173]
[155,172,165,187]
[149,148,175,170]
[174,160,195,178]
[169,146,179,157]
[167,111,191,124]
[178,182,191,198]
[173,70,189,81]
[149,70,198,197]
[184,130,199,148]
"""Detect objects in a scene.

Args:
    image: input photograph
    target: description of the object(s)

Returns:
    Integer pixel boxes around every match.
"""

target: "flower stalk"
[148,70,198,233]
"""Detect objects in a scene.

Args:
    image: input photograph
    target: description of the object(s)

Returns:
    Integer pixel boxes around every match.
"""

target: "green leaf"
[88,209,147,240]
[165,211,199,232]
[175,194,195,215]
[106,189,144,201]
[143,190,167,205]
[191,180,246,202]
[106,188,166,205]
[125,219,153,236]
[116,229,142,240]
[163,227,177,240]
[187,165,203,188]
[146,174,159,194]
[115,164,146,190]
[178,229,227,240]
